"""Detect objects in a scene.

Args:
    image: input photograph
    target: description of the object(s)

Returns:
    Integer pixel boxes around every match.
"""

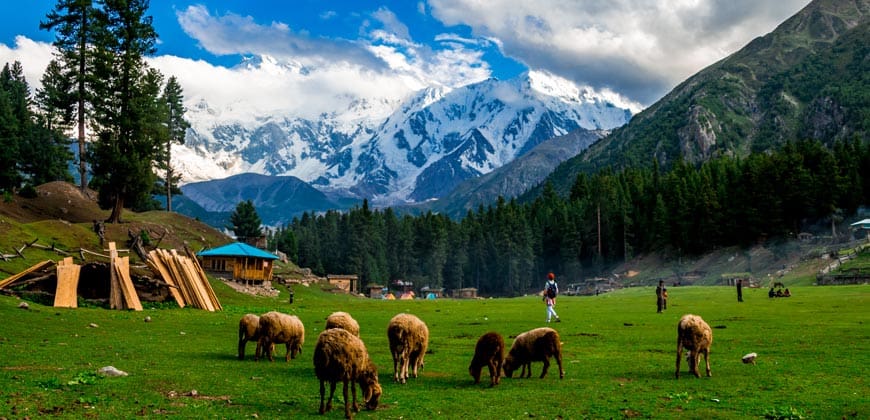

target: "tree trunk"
[108,196,125,223]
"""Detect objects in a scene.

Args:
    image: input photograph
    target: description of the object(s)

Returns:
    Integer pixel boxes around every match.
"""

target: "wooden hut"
[197,242,279,284]
[367,284,386,299]
[327,274,359,294]
[452,287,478,299]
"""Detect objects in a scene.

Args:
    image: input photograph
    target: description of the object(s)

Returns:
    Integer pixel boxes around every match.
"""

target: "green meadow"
[0,282,866,419]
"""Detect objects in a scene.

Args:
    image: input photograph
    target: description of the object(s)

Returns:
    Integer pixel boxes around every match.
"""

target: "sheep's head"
[359,361,381,410]
[502,355,516,378]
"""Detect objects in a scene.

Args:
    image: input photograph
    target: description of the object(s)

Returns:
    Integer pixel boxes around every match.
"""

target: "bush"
[18,184,38,198]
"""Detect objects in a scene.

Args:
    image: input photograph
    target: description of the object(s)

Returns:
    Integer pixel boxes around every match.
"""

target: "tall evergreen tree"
[40,0,100,191]
[159,76,188,212]
[229,200,262,242]
[87,0,159,222]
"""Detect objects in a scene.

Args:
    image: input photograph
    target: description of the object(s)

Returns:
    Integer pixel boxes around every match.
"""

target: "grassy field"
[0,281,867,419]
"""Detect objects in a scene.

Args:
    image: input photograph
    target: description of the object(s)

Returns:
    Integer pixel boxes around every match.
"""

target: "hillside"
[535,0,869,196]
[0,182,233,278]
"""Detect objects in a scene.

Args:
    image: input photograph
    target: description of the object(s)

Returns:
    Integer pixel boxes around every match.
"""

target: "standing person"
[736,279,744,302]
[656,280,667,313]
[543,272,561,323]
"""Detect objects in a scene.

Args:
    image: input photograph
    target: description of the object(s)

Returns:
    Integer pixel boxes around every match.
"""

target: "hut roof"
[197,242,279,260]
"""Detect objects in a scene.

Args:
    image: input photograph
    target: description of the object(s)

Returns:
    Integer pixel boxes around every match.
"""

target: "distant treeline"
[269,138,870,296]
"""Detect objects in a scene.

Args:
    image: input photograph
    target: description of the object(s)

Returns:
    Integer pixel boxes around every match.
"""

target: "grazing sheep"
[503,327,564,379]
[313,328,382,419]
[238,313,260,360]
[675,314,713,379]
[387,313,429,384]
[325,311,360,337]
[257,311,305,362]
[469,331,504,386]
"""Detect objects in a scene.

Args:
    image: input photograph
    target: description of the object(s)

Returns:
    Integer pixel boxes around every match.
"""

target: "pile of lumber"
[108,242,142,311]
[145,248,222,311]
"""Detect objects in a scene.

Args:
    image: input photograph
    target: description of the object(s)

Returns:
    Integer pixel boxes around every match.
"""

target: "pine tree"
[159,76,189,212]
[87,0,159,222]
[40,0,101,191]
[229,200,263,243]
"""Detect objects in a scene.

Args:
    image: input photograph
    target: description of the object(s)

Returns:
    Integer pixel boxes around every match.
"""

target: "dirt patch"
[0,182,106,223]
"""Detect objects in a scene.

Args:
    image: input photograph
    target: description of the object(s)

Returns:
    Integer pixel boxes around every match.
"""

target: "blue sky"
[0,0,811,112]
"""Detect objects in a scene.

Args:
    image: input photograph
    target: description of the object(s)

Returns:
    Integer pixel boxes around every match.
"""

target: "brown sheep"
[469,331,504,386]
[325,311,360,337]
[257,311,305,362]
[387,313,429,384]
[238,313,260,360]
[313,328,382,419]
[676,314,713,378]
[503,327,564,379]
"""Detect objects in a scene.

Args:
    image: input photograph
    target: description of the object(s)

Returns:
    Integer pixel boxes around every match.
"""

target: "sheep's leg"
[540,357,550,378]
[326,381,337,412]
[285,343,292,362]
[494,357,502,385]
[487,360,497,386]
[703,348,711,377]
[238,337,247,360]
[555,351,564,379]
[401,350,410,384]
[342,379,352,419]
[691,352,700,378]
[675,340,683,379]
[351,380,359,413]
[392,350,400,383]
[523,363,532,378]
[319,380,328,414]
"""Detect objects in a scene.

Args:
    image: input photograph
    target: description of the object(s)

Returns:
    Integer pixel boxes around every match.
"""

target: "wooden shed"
[327,274,359,294]
[367,284,386,299]
[197,242,279,284]
[452,287,478,299]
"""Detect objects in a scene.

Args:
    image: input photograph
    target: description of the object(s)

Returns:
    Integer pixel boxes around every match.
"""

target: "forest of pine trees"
[270,138,870,296]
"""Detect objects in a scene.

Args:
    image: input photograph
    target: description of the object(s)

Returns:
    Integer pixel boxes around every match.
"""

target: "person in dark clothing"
[656,280,667,313]
[737,279,744,302]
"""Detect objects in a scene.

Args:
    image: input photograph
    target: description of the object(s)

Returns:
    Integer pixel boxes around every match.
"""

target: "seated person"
[769,288,776,298]
[775,289,784,297]
[783,288,791,297]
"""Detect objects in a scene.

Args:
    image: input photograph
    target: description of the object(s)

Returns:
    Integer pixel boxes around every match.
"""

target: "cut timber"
[172,249,214,311]
[145,250,185,308]
[54,257,81,308]
[108,242,123,309]
[0,260,54,289]
[114,256,143,311]
[186,247,222,311]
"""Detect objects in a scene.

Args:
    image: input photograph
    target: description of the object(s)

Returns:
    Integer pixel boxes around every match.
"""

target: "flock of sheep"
[237,310,713,419]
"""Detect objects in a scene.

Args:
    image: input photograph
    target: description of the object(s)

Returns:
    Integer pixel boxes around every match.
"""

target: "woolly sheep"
[325,311,360,337]
[503,327,564,379]
[469,331,504,386]
[675,314,713,379]
[313,328,382,419]
[387,313,429,384]
[257,311,305,362]
[238,313,260,360]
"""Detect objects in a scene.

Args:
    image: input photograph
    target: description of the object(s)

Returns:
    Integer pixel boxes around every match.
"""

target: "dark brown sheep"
[675,314,713,379]
[503,327,564,379]
[237,313,260,360]
[469,331,504,386]
[387,313,429,384]
[313,328,382,419]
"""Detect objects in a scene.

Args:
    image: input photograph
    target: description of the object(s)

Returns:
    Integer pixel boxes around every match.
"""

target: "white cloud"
[428,0,812,104]
[0,36,55,91]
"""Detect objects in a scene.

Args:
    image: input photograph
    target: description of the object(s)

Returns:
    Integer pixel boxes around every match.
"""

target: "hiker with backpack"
[543,272,561,323]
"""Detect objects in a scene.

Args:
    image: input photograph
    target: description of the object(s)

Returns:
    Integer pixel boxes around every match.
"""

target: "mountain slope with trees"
[536,0,868,197]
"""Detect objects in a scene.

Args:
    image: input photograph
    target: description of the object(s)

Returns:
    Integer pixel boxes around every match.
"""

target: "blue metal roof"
[197,242,279,260]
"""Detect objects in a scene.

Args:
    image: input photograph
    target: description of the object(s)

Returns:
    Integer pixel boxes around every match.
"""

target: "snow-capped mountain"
[175,65,633,206]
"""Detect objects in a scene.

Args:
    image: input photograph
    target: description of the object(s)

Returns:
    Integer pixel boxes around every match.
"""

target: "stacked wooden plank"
[108,242,143,311]
[53,257,81,308]
[145,248,222,311]
[0,260,54,289]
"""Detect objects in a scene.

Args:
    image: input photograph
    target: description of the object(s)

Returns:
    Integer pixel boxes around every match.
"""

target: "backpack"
[546,283,557,299]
